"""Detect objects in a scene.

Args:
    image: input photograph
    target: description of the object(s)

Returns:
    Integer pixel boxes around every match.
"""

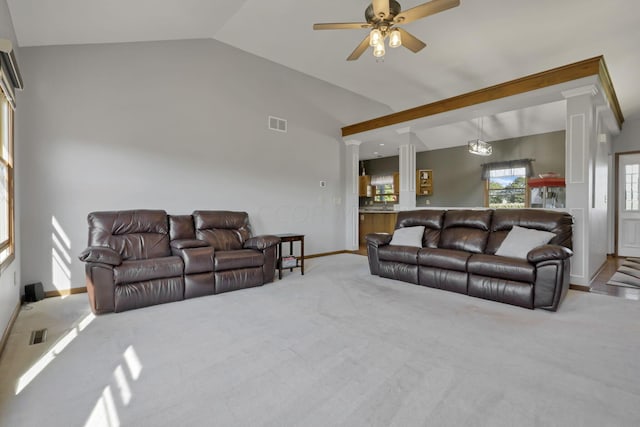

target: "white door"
[618,153,640,257]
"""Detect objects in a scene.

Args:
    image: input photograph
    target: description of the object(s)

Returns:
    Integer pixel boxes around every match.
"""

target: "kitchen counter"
[359,208,396,213]
[359,204,402,213]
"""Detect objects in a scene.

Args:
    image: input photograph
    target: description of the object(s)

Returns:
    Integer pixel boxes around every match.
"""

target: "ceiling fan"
[313,0,460,60]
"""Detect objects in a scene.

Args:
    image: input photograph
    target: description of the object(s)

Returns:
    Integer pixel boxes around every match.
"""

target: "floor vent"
[29,329,47,345]
[268,116,287,133]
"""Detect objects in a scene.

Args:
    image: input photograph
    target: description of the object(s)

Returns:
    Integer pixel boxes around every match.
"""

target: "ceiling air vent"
[29,329,47,345]
[268,116,287,133]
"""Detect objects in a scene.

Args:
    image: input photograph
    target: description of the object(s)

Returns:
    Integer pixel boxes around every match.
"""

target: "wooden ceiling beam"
[341,56,624,137]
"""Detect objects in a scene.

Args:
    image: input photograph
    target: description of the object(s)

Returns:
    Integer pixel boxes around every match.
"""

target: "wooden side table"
[275,233,304,279]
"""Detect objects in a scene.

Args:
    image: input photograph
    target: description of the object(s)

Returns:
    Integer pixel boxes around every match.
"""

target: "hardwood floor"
[590,256,640,301]
[353,247,368,256]
[355,249,639,301]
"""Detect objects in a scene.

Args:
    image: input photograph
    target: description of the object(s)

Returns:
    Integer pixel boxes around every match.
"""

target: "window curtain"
[480,159,535,180]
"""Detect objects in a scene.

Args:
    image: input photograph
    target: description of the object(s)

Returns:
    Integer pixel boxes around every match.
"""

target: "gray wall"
[614,117,640,154]
[362,156,400,176]
[364,130,566,207]
[17,39,391,293]
[0,0,21,343]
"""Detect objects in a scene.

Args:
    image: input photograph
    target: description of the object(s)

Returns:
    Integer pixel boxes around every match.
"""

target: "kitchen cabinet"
[358,212,397,248]
[359,175,373,197]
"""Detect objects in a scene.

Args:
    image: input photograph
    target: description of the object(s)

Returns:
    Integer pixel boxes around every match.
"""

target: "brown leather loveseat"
[365,209,573,311]
[79,210,280,314]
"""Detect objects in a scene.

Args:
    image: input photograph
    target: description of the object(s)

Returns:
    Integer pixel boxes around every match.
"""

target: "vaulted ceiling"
[7,1,639,158]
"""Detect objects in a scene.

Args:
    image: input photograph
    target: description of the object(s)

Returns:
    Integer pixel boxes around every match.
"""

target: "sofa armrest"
[244,235,281,250]
[527,244,573,264]
[365,233,391,277]
[170,239,210,250]
[365,233,392,248]
[78,246,122,266]
[84,263,116,314]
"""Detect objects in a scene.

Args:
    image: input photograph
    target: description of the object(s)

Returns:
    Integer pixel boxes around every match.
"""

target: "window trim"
[0,71,15,270]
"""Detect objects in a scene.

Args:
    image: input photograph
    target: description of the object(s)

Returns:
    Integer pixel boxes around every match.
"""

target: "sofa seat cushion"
[467,254,535,283]
[215,249,264,272]
[418,248,471,272]
[378,245,420,265]
[114,256,184,285]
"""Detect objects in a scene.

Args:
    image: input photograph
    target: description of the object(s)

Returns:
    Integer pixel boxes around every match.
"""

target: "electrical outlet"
[319,181,326,188]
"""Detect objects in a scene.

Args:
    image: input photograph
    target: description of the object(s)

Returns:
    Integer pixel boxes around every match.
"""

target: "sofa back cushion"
[169,215,196,240]
[193,211,252,251]
[439,210,493,254]
[396,210,445,248]
[486,209,573,254]
[88,210,171,261]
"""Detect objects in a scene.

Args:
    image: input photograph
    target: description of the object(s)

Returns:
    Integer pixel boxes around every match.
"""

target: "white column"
[344,139,361,250]
[562,85,602,287]
[397,130,418,210]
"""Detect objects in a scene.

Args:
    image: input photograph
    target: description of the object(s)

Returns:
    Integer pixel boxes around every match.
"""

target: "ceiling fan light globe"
[373,40,386,58]
[389,28,402,48]
[369,28,382,46]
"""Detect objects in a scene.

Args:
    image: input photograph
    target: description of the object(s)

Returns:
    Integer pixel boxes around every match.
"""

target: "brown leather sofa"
[79,210,280,314]
[365,209,573,311]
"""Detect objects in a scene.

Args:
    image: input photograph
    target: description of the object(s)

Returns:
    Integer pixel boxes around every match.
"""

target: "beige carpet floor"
[1,254,640,426]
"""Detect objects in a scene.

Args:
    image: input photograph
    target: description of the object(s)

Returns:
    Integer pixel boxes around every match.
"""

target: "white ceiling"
[7,0,640,159]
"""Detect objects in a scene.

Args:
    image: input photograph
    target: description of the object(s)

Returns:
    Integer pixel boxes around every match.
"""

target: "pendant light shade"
[389,28,402,48]
[369,28,382,47]
[468,117,492,156]
[468,139,493,156]
[373,39,386,58]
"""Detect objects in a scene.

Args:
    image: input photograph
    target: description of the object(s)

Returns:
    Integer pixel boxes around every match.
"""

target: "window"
[625,163,639,211]
[371,175,397,203]
[486,168,527,208]
[481,159,534,209]
[0,76,15,267]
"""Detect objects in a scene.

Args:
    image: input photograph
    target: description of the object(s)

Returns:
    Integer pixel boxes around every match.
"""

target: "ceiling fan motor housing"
[365,0,402,24]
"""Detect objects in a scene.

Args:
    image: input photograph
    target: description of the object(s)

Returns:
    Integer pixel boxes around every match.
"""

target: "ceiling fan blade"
[395,0,460,25]
[372,0,390,20]
[397,28,427,53]
[347,35,372,61]
[313,22,371,30]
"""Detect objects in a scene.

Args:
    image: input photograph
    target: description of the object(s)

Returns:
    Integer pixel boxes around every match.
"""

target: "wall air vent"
[268,116,287,133]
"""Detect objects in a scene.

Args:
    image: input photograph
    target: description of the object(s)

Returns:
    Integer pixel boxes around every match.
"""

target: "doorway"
[616,152,640,257]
